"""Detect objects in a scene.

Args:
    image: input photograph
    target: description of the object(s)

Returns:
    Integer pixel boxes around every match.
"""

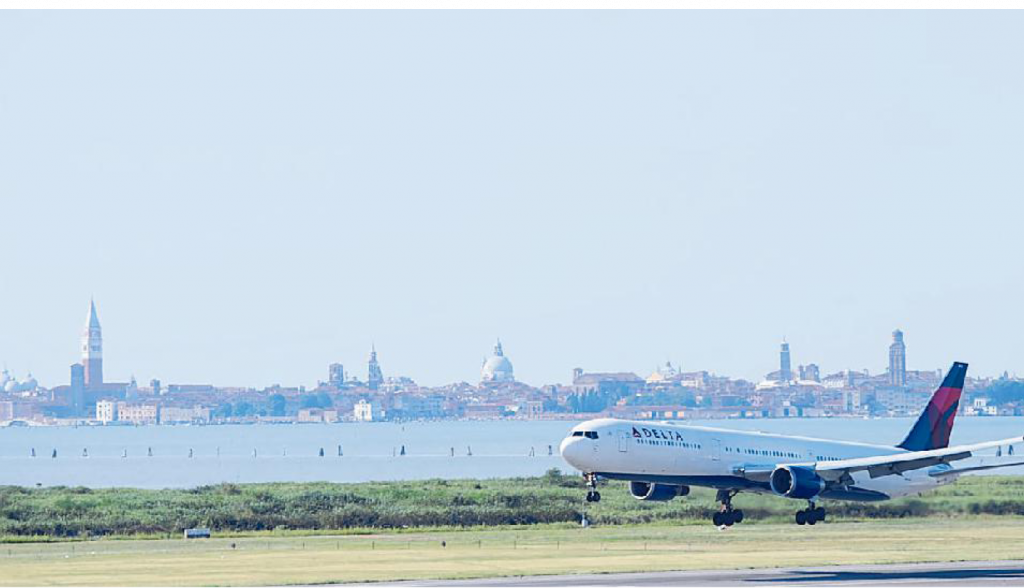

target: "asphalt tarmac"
[375,560,1024,586]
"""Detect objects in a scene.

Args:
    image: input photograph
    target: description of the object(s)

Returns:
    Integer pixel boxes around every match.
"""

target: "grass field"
[5,473,1024,540]
[2,518,1024,586]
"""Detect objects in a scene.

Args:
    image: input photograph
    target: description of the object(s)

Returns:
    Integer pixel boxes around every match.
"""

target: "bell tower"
[367,344,384,391]
[81,299,103,388]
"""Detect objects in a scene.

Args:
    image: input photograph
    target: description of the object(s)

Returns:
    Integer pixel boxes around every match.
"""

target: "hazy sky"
[1,11,1022,388]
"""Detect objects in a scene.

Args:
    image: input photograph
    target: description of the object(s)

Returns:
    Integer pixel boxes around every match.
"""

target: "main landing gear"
[795,502,826,525]
[584,473,601,503]
[713,489,744,527]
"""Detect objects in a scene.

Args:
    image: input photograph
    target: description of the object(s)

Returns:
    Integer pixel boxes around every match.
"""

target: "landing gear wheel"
[586,491,601,503]
[713,489,742,527]
[795,505,825,525]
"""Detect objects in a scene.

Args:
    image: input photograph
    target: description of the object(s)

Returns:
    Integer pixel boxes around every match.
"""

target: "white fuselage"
[560,418,955,500]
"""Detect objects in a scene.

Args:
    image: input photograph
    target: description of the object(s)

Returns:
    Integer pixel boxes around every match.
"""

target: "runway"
[377,560,1024,586]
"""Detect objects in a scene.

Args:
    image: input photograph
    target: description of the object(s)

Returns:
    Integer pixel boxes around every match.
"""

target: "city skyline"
[0,299,1011,391]
[2,12,1024,386]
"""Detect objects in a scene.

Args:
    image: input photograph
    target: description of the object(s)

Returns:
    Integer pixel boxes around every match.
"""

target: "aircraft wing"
[812,436,1024,482]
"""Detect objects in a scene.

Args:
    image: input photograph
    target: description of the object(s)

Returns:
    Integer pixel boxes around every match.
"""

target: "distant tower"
[69,363,85,415]
[81,300,103,388]
[779,341,792,382]
[367,346,383,391]
[329,363,345,388]
[889,329,907,387]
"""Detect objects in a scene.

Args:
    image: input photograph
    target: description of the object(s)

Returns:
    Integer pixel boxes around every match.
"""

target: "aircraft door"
[711,439,722,461]
[618,429,629,453]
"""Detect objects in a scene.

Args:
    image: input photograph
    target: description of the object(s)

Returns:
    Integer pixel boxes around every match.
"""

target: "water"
[0,417,1021,488]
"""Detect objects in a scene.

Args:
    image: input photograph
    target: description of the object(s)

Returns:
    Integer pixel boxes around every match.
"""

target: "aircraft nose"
[560,436,587,469]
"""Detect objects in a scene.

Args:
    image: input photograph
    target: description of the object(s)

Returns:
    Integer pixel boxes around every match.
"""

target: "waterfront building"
[0,400,36,421]
[96,399,118,423]
[889,329,907,387]
[965,397,998,417]
[159,405,212,424]
[297,408,339,423]
[353,398,378,421]
[117,402,158,425]
[875,387,929,415]
[481,339,514,383]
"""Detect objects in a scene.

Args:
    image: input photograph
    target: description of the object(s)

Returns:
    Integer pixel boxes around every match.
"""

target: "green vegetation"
[982,380,1024,405]
[2,471,1024,540]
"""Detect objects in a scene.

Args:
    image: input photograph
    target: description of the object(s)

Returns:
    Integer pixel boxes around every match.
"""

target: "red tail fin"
[897,362,968,451]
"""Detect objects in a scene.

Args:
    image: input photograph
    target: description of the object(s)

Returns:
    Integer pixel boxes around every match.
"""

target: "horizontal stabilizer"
[930,459,1024,477]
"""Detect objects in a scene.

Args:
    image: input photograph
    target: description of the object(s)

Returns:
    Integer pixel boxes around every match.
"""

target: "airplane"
[559,362,1024,526]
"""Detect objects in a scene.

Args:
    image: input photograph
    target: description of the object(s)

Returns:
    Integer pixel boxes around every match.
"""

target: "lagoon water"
[0,417,1022,488]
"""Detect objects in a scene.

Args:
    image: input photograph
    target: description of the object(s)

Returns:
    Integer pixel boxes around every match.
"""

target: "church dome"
[481,340,514,383]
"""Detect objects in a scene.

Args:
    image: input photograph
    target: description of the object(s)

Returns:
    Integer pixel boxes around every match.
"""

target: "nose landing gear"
[584,473,601,503]
[713,489,744,527]
[795,502,826,525]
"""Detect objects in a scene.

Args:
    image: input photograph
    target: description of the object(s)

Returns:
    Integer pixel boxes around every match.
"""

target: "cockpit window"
[584,431,599,439]
[572,431,584,437]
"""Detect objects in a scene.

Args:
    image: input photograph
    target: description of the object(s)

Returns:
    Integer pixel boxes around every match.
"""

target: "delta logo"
[632,426,685,442]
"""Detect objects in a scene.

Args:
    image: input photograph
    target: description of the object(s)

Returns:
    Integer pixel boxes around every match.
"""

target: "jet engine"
[769,465,825,499]
[628,481,690,501]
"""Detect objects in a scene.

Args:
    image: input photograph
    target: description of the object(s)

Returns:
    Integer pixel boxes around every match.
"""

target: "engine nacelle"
[769,465,825,499]
[628,481,690,501]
